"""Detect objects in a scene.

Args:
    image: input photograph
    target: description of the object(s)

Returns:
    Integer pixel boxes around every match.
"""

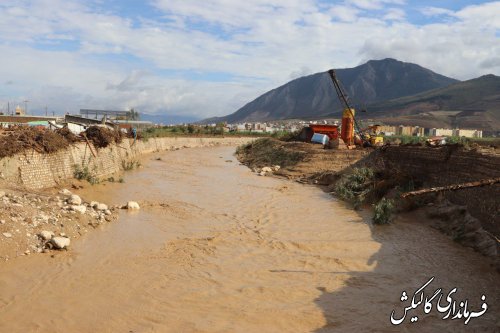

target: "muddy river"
[0,146,498,332]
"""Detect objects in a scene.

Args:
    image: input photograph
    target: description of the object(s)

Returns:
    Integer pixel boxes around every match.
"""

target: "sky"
[0,0,499,119]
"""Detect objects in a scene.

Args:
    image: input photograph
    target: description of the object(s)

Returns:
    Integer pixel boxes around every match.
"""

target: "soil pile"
[236,138,306,169]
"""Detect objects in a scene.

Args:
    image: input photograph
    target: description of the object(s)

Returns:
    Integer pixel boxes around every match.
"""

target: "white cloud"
[383,8,406,21]
[420,6,454,17]
[0,0,498,118]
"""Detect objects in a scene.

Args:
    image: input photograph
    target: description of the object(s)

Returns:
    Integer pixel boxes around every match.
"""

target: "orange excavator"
[327,69,383,147]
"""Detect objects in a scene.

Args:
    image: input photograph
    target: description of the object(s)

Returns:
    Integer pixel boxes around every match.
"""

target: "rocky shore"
[0,187,134,261]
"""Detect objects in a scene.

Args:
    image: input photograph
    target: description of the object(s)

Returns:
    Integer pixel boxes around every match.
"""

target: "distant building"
[429,128,454,137]
[396,125,414,136]
[414,126,425,137]
[15,105,25,116]
[453,129,482,138]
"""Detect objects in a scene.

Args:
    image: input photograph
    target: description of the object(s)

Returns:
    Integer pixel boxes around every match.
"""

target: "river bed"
[0,146,498,332]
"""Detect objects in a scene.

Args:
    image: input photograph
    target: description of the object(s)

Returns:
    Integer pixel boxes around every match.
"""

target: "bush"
[334,167,375,206]
[373,198,394,225]
[74,165,99,184]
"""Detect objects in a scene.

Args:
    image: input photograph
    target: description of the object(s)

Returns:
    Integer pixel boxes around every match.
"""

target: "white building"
[453,129,482,138]
[429,128,454,136]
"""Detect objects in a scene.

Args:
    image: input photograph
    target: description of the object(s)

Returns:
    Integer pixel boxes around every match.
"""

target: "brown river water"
[0,146,498,332]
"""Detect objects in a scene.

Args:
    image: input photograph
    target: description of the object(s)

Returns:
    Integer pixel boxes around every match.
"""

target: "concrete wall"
[0,137,254,190]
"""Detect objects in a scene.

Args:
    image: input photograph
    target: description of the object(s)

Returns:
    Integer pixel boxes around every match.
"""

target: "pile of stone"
[57,189,114,227]
[38,230,70,251]
[0,188,117,259]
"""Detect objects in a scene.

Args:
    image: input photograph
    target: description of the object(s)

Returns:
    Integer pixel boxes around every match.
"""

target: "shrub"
[121,160,141,170]
[73,165,99,184]
[373,198,394,225]
[334,167,375,206]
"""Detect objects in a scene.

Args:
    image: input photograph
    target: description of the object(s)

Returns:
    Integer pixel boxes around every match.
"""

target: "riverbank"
[236,138,500,270]
[0,137,256,261]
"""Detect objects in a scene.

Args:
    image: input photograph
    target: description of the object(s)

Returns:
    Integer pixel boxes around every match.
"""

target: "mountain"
[367,74,500,130]
[203,58,458,123]
[140,113,201,125]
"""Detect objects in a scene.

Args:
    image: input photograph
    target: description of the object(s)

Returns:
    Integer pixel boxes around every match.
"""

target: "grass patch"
[107,176,125,183]
[121,160,141,170]
[236,138,306,168]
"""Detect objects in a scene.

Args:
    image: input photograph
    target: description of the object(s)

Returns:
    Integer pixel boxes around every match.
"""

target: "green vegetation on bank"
[334,167,375,207]
[383,135,499,147]
[73,165,99,185]
[373,198,395,225]
[333,166,421,224]
[140,124,292,140]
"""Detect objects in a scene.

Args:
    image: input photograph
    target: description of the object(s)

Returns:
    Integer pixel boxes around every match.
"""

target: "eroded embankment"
[237,139,500,269]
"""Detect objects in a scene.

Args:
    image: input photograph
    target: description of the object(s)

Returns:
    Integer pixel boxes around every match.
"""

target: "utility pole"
[7,102,9,115]
[45,106,48,117]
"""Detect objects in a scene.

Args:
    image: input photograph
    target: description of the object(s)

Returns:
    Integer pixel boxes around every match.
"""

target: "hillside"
[368,74,500,130]
[204,58,458,123]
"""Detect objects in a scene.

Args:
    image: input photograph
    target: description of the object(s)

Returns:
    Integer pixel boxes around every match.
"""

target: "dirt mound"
[83,126,123,148]
[0,127,74,158]
[236,138,306,169]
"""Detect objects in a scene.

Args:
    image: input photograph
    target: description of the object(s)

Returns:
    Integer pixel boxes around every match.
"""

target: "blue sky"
[0,0,498,118]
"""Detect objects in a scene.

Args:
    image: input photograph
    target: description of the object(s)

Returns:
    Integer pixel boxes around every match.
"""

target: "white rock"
[51,237,70,249]
[259,171,266,176]
[68,194,82,205]
[0,191,5,198]
[273,165,281,171]
[39,230,54,240]
[261,167,273,173]
[126,201,140,210]
[90,201,98,208]
[59,189,72,196]
[71,205,86,214]
[104,209,112,216]
[0,220,5,224]
[2,232,12,238]
[96,203,108,211]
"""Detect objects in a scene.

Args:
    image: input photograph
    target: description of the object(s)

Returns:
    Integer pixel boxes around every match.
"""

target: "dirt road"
[0,146,498,332]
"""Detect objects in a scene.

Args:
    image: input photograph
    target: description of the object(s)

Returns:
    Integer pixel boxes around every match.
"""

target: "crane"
[327,69,383,147]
